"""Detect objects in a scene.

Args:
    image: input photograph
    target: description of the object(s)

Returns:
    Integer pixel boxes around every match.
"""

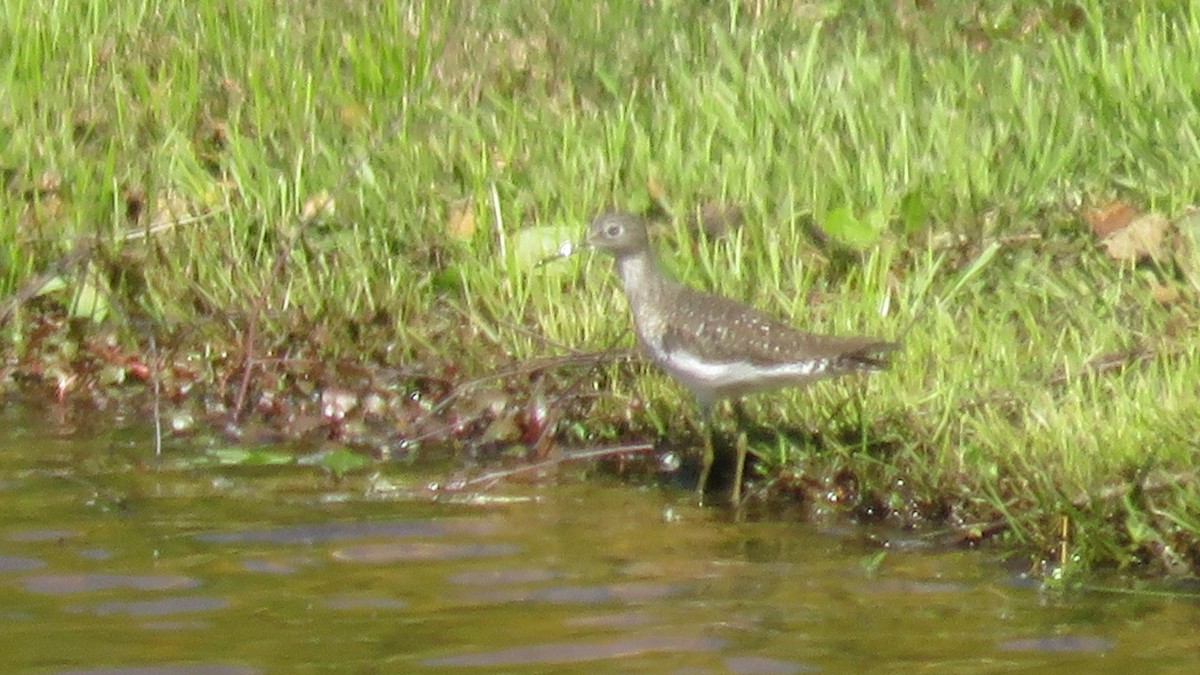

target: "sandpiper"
[586,210,897,504]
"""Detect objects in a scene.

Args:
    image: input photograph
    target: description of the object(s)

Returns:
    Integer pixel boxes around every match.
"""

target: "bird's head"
[585,211,650,257]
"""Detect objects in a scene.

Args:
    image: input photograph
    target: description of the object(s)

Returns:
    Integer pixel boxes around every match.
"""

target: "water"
[1,402,1197,673]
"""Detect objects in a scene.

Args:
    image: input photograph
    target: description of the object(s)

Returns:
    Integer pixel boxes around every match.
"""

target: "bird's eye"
[606,224,622,237]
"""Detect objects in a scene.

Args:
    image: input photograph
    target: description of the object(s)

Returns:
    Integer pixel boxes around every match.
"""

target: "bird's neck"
[614,250,668,307]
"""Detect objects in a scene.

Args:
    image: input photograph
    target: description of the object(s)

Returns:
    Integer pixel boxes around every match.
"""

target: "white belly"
[653,346,830,408]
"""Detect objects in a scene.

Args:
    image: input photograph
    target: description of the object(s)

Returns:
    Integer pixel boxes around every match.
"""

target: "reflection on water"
[0,403,1198,673]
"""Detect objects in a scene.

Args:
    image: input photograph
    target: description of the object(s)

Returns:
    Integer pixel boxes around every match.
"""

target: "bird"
[585,210,897,504]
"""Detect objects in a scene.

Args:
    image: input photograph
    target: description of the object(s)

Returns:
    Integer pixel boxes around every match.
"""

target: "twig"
[449,442,657,489]
[399,347,637,446]
[0,238,97,325]
[1046,345,1156,387]
[150,334,162,457]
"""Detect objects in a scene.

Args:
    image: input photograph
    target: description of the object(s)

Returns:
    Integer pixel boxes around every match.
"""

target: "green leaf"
[319,447,371,477]
[36,267,111,322]
[859,550,887,575]
[70,269,109,322]
[511,225,577,270]
[823,205,883,248]
[206,447,294,466]
[899,190,929,234]
[34,275,68,296]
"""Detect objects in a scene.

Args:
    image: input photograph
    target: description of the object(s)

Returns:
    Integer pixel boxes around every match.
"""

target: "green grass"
[3,0,1200,578]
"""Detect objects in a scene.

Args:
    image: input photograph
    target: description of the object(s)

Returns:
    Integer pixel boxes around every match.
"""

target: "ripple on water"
[464,580,681,605]
[564,610,657,628]
[55,666,260,675]
[66,595,229,616]
[238,555,318,574]
[324,594,408,610]
[996,635,1115,653]
[195,518,496,544]
[725,655,820,674]
[332,541,519,563]
[22,573,201,594]
[6,528,77,542]
[75,548,113,561]
[422,634,728,668]
[0,554,46,572]
[446,566,561,585]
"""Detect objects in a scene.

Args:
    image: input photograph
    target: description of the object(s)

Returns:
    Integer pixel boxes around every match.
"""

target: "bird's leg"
[730,401,750,505]
[731,431,748,505]
[696,404,714,505]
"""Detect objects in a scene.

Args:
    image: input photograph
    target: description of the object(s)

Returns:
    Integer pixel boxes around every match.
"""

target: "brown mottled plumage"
[587,211,896,503]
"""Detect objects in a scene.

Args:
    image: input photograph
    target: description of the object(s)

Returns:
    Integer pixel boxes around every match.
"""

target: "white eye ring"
[606,225,622,237]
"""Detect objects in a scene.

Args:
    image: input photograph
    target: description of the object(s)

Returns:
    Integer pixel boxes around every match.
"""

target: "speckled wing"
[660,287,897,370]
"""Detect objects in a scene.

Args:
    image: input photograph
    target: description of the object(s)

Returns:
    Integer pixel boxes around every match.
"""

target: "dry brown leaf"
[18,194,65,233]
[1173,207,1200,290]
[148,191,196,228]
[300,191,335,224]
[1101,212,1169,262]
[1084,200,1137,237]
[646,177,667,204]
[123,187,147,223]
[446,200,475,241]
[36,170,62,195]
[339,103,369,129]
[689,202,745,239]
[1149,281,1182,305]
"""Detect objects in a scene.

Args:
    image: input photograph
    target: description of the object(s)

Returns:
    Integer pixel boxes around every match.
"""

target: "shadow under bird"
[585,211,898,504]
